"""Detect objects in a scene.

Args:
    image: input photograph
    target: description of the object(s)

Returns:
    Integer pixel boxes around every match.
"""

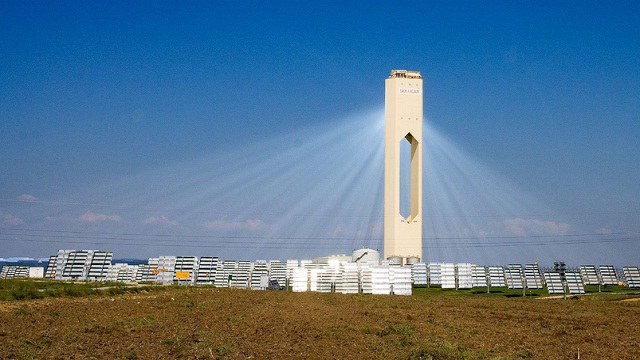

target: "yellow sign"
[175,271,191,279]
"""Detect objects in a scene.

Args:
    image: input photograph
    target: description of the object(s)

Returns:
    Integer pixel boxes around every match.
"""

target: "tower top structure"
[389,70,422,79]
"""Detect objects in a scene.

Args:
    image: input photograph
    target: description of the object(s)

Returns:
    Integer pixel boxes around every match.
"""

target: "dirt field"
[1,287,639,359]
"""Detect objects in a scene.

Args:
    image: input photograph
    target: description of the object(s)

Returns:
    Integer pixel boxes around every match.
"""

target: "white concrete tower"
[384,69,423,262]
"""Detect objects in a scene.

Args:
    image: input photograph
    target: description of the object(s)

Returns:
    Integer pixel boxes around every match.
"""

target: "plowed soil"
[1,287,638,359]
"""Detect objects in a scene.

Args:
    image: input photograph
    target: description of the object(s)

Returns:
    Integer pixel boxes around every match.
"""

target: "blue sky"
[1,2,638,265]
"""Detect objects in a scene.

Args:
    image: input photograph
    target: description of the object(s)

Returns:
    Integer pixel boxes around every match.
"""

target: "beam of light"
[2,109,638,266]
[421,121,637,265]
[2,109,387,260]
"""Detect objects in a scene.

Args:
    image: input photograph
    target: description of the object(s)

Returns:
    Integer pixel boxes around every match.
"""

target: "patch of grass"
[0,279,96,301]
[83,322,121,335]
[376,325,414,337]
[0,279,171,301]
[584,285,640,295]
[227,315,242,323]
[362,324,414,337]
[14,307,38,316]
[407,340,479,360]
[183,300,205,309]
[412,286,614,298]
[161,335,193,356]
[161,338,177,346]
[361,324,375,334]
[136,315,158,327]
[214,340,235,356]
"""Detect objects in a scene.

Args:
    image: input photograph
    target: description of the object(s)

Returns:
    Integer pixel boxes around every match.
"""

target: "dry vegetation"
[1,285,639,359]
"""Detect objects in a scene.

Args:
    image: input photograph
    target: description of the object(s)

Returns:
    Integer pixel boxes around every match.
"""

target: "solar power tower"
[384,70,424,263]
